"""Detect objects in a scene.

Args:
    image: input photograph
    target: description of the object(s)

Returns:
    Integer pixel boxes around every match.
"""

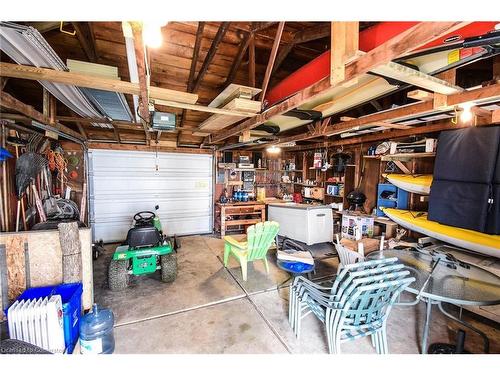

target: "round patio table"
[367,247,500,354]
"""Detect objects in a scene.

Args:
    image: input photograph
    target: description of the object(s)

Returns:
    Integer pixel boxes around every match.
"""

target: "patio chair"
[335,234,364,271]
[288,258,415,354]
[223,221,280,281]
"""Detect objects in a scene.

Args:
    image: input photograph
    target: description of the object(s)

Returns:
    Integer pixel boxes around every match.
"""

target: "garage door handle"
[316,213,326,217]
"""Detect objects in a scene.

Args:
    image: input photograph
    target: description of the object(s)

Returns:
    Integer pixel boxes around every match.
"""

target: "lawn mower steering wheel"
[134,211,156,226]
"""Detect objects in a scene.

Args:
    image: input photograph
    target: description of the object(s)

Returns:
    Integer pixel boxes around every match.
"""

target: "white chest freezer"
[268,203,333,245]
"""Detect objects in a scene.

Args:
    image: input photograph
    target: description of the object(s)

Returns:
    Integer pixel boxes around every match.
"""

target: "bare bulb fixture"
[143,21,165,48]
[459,102,473,123]
[266,145,281,154]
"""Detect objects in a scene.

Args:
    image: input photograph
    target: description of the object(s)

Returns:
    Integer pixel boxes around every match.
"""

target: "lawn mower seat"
[126,225,162,248]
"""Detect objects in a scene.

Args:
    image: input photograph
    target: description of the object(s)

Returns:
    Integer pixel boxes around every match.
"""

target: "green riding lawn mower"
[108,206,180,291]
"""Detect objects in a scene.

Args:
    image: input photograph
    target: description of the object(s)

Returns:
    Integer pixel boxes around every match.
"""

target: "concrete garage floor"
[93,235,500,354]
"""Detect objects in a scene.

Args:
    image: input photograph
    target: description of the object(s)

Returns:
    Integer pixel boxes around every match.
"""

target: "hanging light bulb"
[459,102,473,123]
[142,21,165,48]
[266,145,281,154]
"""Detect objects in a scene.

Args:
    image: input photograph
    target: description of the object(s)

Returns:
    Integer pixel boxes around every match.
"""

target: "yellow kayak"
[382,208,500,258]
[383,174,433,195]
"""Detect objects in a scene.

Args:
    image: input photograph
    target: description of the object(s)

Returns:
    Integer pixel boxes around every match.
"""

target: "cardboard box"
[341,213,374,240]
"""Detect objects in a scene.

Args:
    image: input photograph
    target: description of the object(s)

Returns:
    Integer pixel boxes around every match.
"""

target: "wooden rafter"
[0,91,85,141]
[222,31,251,88]
[260,22,285,102]
[252,22,278,33]
[75,122,88,139]
[187,22,206,93]
[131,22,151,143]
[272,23,331,75]
[179,21,205,144]
[248,34,256,87]
[210,21,471,143]
[191,22,230,93]
[0,78,8,91]
[72,22,98,63]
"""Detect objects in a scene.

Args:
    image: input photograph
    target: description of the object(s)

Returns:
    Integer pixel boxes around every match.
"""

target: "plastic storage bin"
[79,304,115,354]
[5,283,83,353]
[376,183,409,217]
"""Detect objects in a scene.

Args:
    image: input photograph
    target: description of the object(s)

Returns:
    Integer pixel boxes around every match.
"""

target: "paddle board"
[383,174,433,195]
[382,208,500,258]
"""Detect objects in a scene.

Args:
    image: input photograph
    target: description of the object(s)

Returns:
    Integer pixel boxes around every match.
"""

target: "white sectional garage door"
[89,149,213,243]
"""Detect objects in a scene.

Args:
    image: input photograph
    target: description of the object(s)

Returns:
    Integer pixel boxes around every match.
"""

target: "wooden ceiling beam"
[87,142,213,154]
[331,22,359,86]
[72,22,98,63]
[210,21,471,143]
[24,22,66,34]
[289,115,498,151]
[251,22,278,33]
[0,90,85,141]
[248,34,256,88]
[131,22,151,143]
[295,23,331,44]
[179,22,206,144]
[191,22,231,93]
[260,22,285,102]
[0,62,199,104]
[75,122,88,139]
[187,22,206,93]
[222,31,251,88]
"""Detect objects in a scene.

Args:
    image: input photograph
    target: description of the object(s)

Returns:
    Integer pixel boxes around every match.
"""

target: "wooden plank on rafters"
[72,22,98,63]
[0,62,199,104]
[260,22,285,102]
[210,21,471,143]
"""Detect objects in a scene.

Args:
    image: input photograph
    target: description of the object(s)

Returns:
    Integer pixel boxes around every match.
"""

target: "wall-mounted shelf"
[363,152,436,161]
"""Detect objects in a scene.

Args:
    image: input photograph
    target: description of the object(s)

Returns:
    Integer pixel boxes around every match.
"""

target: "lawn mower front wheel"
[108,259,130,290]
[160,253,177,283]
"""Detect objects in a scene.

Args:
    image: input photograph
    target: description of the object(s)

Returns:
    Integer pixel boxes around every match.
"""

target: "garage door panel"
[91,177,210,195]
[89,150,213,242]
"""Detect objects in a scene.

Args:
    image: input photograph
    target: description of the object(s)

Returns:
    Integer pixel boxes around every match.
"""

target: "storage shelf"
[280,170,303,172]
[364,152,436,161]
[326,194,343,198]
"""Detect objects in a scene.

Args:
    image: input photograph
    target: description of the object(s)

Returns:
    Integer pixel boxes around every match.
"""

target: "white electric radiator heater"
[7,295,66,353]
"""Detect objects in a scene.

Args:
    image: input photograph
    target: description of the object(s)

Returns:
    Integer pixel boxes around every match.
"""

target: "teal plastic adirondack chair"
[223,221,280,281]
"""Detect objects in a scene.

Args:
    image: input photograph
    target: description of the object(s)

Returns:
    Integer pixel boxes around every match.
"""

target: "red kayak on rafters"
[256,22,499,137]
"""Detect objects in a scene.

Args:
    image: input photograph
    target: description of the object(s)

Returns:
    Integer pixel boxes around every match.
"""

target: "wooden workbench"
[215,201,266,238]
